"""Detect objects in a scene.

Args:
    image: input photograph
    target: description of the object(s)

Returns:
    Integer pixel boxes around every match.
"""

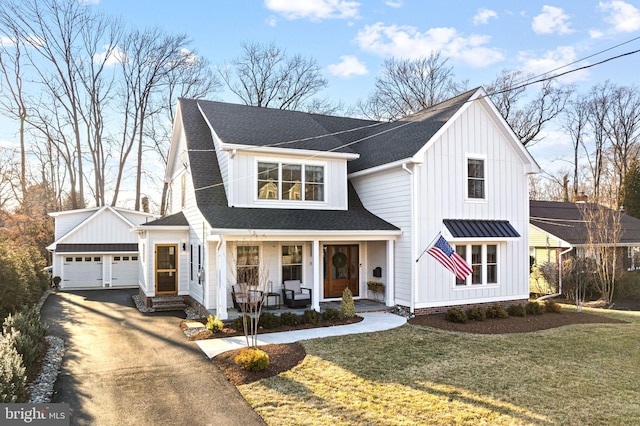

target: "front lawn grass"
[238,307,640,425]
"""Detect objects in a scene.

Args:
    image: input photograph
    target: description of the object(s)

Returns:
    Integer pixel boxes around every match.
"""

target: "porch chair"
[282,280,312,308]
[231,283,263,310]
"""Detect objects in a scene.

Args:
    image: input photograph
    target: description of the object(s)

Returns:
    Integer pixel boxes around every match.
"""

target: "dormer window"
[257,161,324,202]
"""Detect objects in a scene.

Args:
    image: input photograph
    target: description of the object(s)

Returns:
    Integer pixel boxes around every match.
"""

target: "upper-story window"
[467,158,485,199]
[257,162,324,202]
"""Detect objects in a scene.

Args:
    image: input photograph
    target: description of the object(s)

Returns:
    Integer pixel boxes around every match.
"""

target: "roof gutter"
[537,246,574,301]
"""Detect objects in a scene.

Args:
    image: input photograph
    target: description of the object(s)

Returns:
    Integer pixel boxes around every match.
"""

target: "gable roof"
[175,98,400,234]
[530,200,640,246]
[48,206,157,250]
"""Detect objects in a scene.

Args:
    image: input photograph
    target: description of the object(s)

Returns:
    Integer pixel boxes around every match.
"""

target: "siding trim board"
[56,243,139,253]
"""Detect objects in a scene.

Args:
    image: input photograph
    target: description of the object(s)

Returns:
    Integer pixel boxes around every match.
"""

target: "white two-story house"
[135,87,539,318]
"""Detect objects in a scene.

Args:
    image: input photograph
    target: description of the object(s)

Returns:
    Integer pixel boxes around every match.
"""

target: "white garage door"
[111,254,139,287]
[62,255,103,289]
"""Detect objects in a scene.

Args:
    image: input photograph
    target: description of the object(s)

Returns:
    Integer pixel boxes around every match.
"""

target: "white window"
[257,161,324,202]
[282,244,303,282]
[455,243,498,287]
[467,157,486,200]
[237,245,260,286]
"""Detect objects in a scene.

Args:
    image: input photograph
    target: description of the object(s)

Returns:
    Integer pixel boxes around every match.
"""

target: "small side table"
[265,292,281,310]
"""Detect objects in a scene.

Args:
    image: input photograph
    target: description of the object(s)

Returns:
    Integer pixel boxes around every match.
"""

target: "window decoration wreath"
[332,252,348,268]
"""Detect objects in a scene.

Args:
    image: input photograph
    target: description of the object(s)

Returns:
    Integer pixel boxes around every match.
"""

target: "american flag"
[427,235,473,280]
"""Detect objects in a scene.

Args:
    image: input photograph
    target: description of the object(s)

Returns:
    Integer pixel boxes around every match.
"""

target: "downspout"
[402,162,416,315]
[537,246,573,301]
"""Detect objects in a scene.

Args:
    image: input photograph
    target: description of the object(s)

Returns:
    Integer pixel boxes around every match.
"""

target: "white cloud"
[518,46,589,83]
[78,0,100,4]
[93,45,127,67]
[0,36,15,47]
[589,29,605,38]
[264,0,361,21]
[599,0,640,33]
[532,5,574,35]
[385,0,403,8]
[266,16,278,27]
[473,8,498,25]
[327,55,368,77]
[354,22,504,67]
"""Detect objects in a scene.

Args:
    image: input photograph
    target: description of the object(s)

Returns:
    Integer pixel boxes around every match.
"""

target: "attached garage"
[47,207,158,290]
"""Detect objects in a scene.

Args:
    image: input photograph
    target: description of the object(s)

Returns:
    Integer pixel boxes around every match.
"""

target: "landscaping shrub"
[445,308,467,323]
[279,312,300,327]
[544,299,563,314]
[2,306,47,370]
[466,307,486,321]
[231,316,245,332]
[526,301,544,315]
[486,304,509,319]
[322,308,344,323]
[234,348,270,372]
[0,241,49,319]
[0,334,27,403]
[507,304,527,317]
[341,288,355,318]
[206,314,223,332]
[614,270,640,300]
[302,309,322,325]
[258,312,281,329]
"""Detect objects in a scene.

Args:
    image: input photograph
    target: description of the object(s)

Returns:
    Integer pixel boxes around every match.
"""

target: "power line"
[192,43,640,193]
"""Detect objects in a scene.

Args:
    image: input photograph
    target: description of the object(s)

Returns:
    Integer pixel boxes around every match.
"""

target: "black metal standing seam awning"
[443,219,520,238]
[55,243,139,253]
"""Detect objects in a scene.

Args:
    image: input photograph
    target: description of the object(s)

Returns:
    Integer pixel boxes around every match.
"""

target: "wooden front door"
[156,244,177,294]
[324,245,359,298]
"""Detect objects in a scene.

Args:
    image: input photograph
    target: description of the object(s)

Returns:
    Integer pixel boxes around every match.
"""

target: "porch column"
[312,240,321,311]
[386,239,395,307]
[217,240,228,319]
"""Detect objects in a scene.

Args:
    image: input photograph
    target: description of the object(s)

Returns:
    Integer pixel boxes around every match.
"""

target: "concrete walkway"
[196,312,407,358]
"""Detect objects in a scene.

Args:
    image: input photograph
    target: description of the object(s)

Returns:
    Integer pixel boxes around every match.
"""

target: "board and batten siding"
[53,211,97,240]
[415,99,531,308]
[230,151,348,210]
[351,168,412,306]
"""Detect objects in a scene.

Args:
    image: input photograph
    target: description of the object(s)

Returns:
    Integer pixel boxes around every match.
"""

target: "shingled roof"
[172,98,400,233]
[530,200,640,245]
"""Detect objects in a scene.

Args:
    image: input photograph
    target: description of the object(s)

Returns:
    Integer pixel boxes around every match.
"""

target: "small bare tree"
[579,203,623,305]
[358,52,466,120]
[230,243,270,348]
[220,41,328,111]
[486,69,573,146]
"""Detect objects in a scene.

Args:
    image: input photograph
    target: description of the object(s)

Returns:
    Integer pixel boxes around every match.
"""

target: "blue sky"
[90,0,640,105]
[3,0,640,190]
[87,0,640,172]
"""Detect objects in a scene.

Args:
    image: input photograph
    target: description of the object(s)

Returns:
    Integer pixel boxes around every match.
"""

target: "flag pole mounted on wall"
[417,232,473,281]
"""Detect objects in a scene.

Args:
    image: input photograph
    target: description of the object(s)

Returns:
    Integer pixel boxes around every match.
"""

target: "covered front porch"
[209,298,391,320]
[206,232,399,320]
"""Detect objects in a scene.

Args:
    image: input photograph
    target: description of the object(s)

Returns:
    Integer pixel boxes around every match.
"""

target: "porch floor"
[213,298,390,320]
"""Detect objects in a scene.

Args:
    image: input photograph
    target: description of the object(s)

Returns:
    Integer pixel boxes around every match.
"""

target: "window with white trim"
[282,244,303,282]
[467,158,485,199]
[257,161,324,202]
[455,243,498,286]
[237,245,259,286]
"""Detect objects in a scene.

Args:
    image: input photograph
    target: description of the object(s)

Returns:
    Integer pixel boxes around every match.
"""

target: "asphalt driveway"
[41,289,265,426]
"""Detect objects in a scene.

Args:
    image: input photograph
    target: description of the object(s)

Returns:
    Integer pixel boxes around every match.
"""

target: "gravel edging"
[28,335,65,403]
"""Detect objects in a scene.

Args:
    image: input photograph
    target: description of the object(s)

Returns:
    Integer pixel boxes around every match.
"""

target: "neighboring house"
[529,200,640,294]
[47,206,159,290]
[135,87,540,318]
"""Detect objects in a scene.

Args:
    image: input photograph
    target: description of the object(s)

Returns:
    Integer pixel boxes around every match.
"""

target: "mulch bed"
[181,315,364,341]
[212,310,628,385]
[407,310,626,334]
[213,343,307,386]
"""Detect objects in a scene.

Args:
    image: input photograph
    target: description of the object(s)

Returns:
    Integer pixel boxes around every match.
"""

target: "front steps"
[150,296,187,312]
